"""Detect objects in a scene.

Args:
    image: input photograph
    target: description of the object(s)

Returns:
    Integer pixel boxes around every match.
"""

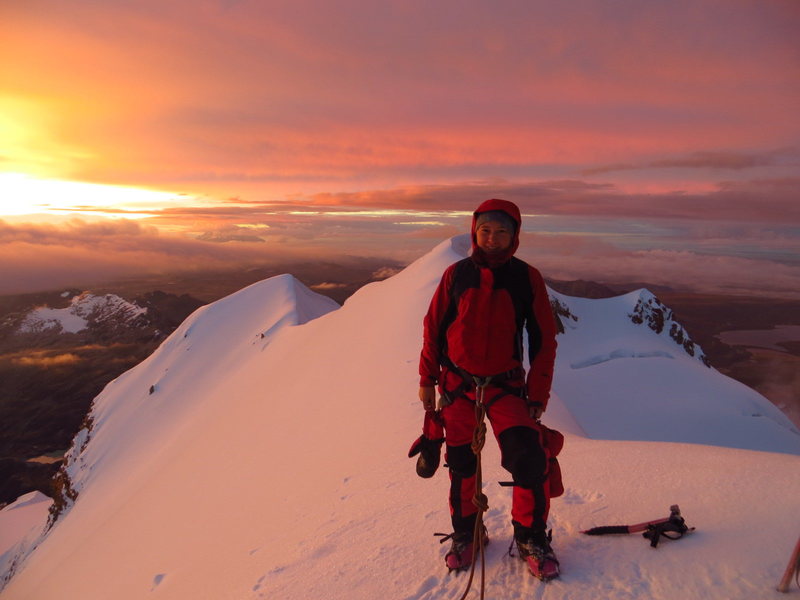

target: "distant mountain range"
[0,290,205,506]
[2,290,203,343]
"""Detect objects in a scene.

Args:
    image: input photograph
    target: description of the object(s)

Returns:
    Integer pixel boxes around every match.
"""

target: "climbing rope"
[457,376,492,600]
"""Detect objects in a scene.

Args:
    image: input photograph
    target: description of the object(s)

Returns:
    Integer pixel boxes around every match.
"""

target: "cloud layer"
[0,218,310,295]
[3,175,799,300]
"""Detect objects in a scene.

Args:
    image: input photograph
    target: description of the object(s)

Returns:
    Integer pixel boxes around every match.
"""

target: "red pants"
[424,388,551,535]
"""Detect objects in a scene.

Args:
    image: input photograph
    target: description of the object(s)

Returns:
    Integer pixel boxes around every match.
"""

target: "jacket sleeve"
[526,266,558,409]
[419,265,455,387]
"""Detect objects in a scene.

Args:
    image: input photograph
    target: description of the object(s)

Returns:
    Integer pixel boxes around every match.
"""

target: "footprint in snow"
[151,573,166,591]
[562,488,604,505]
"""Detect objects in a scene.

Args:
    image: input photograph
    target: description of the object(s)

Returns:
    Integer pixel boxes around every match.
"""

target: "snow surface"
[0,492,52,582]
[2,235,799,599]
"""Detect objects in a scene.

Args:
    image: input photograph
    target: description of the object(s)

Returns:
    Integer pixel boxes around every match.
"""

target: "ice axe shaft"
[582,505,683,535]
[777,534,800,593]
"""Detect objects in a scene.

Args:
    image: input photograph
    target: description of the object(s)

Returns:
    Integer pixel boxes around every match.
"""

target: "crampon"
[513,530,560,582]
[436,528,489,572]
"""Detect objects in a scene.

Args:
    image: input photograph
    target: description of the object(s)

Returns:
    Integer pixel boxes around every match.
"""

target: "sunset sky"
[1,0,798,297]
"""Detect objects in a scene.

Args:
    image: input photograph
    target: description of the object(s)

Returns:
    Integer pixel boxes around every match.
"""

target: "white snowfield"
[1,235,798,600]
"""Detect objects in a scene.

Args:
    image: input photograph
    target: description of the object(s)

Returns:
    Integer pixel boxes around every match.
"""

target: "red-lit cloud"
[1,1,798,195]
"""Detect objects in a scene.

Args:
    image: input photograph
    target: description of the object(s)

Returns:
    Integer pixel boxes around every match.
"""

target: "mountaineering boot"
[407,435,443,478]
[438,527,489,572]
[515,528,560,581]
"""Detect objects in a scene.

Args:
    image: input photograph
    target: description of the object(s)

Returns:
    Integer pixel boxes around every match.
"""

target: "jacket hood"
[471,198,522,266]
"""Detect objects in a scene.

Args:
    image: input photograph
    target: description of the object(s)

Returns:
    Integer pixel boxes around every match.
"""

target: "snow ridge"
[53,275,340,520]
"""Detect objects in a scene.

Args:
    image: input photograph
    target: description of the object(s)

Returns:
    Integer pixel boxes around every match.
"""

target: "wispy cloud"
[582,147,800,175]
[292,177,800,224]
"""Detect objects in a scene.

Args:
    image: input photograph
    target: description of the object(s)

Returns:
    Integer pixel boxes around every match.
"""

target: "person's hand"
[529,405,544,420]
[419,386,436,411]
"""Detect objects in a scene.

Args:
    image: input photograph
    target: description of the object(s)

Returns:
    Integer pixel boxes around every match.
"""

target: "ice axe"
[777,534,800,593]
[581,504,695,548]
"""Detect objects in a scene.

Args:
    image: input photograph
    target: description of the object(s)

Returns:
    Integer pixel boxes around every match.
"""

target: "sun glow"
[0,173,187,219]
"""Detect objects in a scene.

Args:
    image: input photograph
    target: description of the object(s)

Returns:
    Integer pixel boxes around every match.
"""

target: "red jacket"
[419,199,557,409]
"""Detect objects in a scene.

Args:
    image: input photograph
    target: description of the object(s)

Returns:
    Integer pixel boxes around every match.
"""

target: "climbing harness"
[438,357,525,408]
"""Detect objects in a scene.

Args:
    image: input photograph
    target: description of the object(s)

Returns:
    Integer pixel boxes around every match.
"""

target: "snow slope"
[0,493,52,583]
[551,289,800,453]
[2,234,799,599]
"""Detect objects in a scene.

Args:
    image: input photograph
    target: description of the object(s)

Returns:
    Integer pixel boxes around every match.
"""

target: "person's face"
[476,220,513,254]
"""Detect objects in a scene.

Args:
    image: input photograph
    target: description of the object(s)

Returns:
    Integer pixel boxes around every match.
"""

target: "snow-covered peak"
[17,292,148,334]
[168,273,339,345]
[355,233,470,297]
[551,288,708,368]
[549,286,797,451]
[48,274,340,521]
[628,288,708,364]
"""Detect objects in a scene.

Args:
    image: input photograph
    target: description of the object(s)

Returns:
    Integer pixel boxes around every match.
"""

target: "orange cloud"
[12,352,82,368]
